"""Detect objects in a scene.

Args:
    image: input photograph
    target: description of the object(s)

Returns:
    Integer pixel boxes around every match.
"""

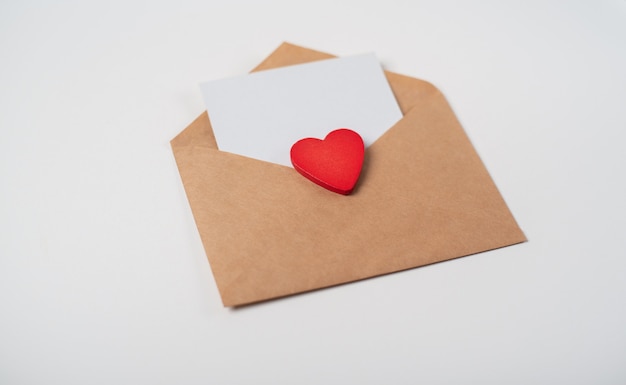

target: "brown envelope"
[171,43,526,307]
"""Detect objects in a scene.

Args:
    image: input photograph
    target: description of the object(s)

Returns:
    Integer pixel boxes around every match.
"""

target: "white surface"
[1,1,625,384]
[200,53,401,166]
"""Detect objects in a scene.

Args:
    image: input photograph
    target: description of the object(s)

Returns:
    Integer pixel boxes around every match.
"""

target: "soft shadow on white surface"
[1,1,625,384]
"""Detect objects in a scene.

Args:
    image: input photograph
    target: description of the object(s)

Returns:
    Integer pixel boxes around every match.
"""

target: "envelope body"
[171,43,526,307]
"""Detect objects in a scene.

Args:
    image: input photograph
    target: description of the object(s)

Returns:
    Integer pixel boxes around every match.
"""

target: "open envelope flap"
[171,43,526,306]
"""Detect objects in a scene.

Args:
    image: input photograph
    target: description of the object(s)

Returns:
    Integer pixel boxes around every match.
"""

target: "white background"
[1,1,625,384]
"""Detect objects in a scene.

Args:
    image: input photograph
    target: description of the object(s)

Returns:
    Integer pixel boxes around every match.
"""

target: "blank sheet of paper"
[200,54,402,167]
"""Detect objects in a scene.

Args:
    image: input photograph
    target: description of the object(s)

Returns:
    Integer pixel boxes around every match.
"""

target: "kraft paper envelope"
[171,43,526,307]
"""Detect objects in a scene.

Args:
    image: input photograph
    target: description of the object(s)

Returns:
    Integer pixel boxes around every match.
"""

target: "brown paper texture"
[171,43,526,307]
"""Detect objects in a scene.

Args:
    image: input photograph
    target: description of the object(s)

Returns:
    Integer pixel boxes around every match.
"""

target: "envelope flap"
[171,42,441,153]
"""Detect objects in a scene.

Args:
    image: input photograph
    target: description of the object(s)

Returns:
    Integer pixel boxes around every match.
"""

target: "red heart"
[290,128,364,195]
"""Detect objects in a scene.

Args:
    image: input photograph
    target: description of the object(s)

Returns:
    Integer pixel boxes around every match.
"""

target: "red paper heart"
[290,128,365,195]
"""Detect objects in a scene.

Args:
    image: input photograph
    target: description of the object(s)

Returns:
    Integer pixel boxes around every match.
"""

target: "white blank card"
[200,54,403,167]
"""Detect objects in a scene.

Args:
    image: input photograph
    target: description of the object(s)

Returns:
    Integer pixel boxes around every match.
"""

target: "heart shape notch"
[290,128,365,195]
